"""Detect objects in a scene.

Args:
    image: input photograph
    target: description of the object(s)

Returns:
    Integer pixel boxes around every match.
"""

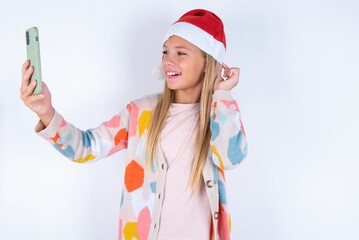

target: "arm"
[36,108,130,163]
[20,60,129,163]
[209,64,248,170]
[210,90,248,170]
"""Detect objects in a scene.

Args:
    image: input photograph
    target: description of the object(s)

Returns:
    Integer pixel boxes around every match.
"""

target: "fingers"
[21,60,30,75]
[220,63,240,79]
[226,68,239,79]
[217,65,223,79]
[23,92,44,104]
[213,63,240,91]
[222,63,229,71]
[20,79,45,110]
[20,80,37,100]
[20,64,34,92]
[222,63,231,77]
[216,63,231,79]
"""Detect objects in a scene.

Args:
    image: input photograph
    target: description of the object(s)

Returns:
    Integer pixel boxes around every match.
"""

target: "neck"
[174,85,202,104]
[174,91,200,103]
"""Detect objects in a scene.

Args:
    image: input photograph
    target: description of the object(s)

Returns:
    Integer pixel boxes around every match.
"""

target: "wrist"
[37,107,55,127]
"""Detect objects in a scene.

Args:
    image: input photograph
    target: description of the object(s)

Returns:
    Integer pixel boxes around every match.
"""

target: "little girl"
[20,9,248,240]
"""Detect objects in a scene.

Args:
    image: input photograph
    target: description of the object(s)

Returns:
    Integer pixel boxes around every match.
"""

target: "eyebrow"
[163,44,191,51]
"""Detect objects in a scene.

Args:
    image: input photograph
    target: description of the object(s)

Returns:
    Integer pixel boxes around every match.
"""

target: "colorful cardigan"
[37,90,248,240]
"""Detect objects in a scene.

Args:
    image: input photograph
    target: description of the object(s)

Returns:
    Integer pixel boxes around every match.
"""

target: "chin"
[166,84,178,91]
[165,79,181,90]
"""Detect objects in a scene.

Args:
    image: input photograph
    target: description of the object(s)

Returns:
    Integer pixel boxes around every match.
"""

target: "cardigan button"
[161,163,164,170]
[206,180,214,188]
[214,211,219,220]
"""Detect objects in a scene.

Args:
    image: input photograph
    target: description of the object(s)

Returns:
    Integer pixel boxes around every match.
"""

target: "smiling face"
[162,36,206,103]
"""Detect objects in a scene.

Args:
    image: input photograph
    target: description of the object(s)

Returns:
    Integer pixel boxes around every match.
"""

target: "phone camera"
[26,31,30,45]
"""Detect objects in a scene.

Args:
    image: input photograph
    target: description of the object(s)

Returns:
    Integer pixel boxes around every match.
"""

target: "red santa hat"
[153,9,227,80]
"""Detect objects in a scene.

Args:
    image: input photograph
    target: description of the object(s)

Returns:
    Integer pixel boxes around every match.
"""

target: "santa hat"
[153,9,226,80]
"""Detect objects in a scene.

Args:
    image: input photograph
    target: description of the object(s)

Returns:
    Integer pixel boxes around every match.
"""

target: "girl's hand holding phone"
[213,63,240,91]
[20,60,55,127]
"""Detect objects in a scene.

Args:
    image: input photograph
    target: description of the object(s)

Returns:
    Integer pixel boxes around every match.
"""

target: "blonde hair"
[146,53,219,193]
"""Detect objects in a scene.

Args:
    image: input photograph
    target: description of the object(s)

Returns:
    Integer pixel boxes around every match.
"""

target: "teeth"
[167,72,181,76]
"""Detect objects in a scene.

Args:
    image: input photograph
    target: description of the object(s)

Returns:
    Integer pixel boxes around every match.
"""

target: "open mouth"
[166,71,182,78]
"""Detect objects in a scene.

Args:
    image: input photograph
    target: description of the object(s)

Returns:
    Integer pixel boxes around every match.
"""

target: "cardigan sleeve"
[210,90,248,170]
[36,104,131,163]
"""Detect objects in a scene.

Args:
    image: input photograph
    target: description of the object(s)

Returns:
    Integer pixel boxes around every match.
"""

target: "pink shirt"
[157,103,211,240]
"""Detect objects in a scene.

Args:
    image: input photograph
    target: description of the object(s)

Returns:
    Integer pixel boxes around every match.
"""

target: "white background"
[1,0,358,239]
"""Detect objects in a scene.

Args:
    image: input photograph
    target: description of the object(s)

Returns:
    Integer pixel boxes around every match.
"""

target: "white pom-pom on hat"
[152,64,165,80]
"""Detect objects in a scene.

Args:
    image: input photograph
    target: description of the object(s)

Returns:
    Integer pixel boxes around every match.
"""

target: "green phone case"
[26,27,42,94]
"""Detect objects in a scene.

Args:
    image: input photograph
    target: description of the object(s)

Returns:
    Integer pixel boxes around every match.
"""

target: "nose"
[162,54,175,66]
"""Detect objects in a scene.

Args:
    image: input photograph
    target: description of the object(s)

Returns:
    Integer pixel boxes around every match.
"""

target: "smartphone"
[26,27,42,94]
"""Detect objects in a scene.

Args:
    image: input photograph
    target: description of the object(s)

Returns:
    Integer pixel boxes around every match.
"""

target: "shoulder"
[212,90,237,101]
[128,92,160,111]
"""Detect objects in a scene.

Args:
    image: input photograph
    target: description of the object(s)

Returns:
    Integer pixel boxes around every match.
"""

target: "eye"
[177,52,186,56]
[162,50,168,55]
